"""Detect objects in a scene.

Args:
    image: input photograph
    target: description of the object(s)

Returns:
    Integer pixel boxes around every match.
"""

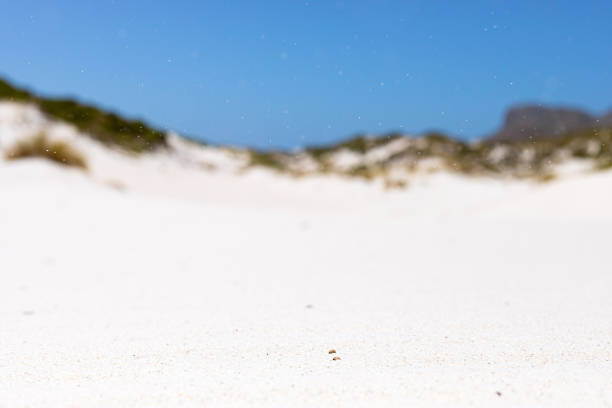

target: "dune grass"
[5,133,88,170]
[1,77,166,152]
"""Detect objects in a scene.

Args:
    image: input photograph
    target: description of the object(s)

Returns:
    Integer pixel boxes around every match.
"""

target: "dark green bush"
[0,77,166,152]
[248,150,287,171]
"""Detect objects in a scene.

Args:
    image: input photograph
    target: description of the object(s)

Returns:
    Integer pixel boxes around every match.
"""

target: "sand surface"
[1,159,612,407]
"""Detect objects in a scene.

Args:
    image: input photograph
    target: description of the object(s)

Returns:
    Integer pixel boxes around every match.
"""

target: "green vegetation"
[247,150,287,171]
[299,125,612,181]
[534,173,557,183]
[384,178,408,190]
[305,132,402,158]
[5,133,88,170]
[595,158,612,170]
[3,77,612,181]
[0,77,166,152]
[347,164,378,180]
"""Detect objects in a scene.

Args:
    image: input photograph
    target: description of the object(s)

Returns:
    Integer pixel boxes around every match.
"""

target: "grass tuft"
[5,133,88,170]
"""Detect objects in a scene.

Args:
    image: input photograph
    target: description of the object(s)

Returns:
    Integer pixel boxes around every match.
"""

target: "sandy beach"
[1,147,611,406]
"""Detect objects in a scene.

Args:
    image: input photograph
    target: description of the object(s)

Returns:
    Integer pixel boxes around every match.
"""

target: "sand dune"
[1,103,612,406]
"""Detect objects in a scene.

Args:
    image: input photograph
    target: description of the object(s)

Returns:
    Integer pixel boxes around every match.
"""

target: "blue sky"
[1,1,610,148]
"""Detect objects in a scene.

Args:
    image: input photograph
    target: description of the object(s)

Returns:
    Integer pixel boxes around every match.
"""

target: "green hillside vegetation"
[262,128,611,178]
[2,77,611,180]
[245,127,612,180]
[305,132,403,158]
[0,78,166,152]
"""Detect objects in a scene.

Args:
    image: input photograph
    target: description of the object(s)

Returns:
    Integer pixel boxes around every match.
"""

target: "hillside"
[1,77,612,186]
[0,78,166,152]
[250,126,612,182]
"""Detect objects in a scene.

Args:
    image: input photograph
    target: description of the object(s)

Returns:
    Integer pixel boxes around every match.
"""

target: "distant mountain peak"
[489,104,599,141]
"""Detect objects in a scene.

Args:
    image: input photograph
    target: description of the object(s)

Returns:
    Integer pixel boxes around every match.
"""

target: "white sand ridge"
[1,101,612,407]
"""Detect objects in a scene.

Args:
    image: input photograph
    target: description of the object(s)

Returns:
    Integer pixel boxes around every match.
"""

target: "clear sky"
[1,1,610,148]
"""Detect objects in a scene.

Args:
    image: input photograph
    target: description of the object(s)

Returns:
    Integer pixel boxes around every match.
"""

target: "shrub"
[384,178,408,190]
[595,158,612,171]
[348,164,383,180]
[247,150,287,171]
[535,173,557,183]
[38,99,166,152]
[0,77,166,152]
[5,133,88,170]
[305,132,403,158]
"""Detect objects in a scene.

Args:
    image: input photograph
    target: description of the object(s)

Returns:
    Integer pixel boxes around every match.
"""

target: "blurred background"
[1,0,610,148]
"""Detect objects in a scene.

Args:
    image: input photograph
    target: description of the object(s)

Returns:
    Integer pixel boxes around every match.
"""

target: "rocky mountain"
[489,104,612,142]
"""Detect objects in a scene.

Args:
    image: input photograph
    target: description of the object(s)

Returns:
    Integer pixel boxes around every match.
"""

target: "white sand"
[1,103,612,406]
